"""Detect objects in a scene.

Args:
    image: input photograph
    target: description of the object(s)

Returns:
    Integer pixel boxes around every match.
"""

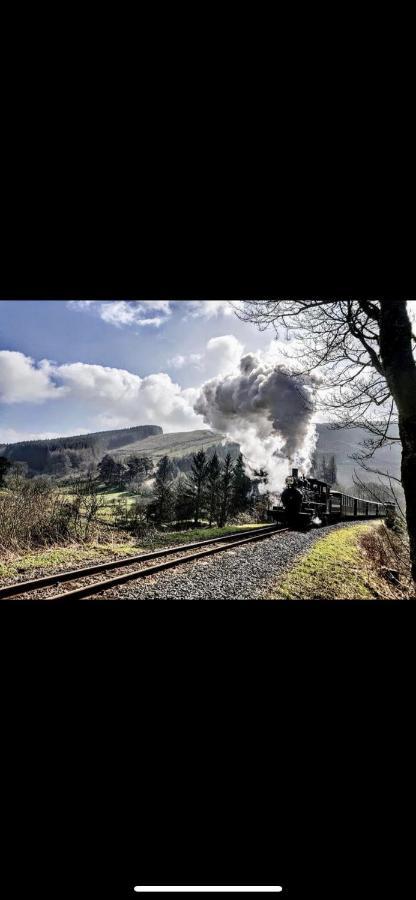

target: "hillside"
[315,425,401,484]
[113,429,228,462]
[0,421,402,485]
[0,424,162,476]
[0,424,236,478]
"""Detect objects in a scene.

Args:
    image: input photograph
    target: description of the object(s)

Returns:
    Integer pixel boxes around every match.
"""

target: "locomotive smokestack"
[292,467,299,478]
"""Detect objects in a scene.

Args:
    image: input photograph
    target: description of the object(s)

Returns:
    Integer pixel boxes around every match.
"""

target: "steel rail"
[46,527,289,601]
[0,524,279,599]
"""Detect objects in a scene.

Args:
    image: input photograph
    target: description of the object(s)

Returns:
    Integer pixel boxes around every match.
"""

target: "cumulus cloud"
[168,336,243,375]
[0,351,65,404]
[55,363,201,431]
[194,350,319,492]
[1,338,321,475]
[205,335,244,374]
[0,351,203,433]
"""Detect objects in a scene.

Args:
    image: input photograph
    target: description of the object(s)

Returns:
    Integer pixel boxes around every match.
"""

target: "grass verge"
[0,524,267,582]
[267,522,410,600]
[0,542,141,581]
[139,523,270,548]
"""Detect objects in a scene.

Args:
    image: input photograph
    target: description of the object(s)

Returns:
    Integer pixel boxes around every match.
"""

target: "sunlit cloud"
[0,351,203,433]
[67,299,173,328]
[183,300,233,319]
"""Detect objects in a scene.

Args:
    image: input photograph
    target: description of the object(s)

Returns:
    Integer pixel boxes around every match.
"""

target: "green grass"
[0,524,267,582]
[268,523,380,600]
[0,542,140,581]
[62,484,139,521]
[147,523,269,548]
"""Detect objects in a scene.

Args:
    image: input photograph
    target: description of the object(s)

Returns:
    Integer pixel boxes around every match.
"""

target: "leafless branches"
[235,299,405,459]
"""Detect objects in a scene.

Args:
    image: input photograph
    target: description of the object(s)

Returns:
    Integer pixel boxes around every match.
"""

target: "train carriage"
[268,469,387,528]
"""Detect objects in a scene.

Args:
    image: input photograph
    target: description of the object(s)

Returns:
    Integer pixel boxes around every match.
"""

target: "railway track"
[0,524,287,601]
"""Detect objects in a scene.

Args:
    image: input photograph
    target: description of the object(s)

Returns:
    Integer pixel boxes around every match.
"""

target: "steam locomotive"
[268,468,387,528]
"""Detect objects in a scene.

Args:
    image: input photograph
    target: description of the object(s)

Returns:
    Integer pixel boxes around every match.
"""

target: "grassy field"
[267,522,387,600]
[61,483,139,522]
[95,486,138,518]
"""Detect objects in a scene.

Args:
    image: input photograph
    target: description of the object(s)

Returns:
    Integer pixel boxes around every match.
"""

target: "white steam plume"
[194,352,319,493]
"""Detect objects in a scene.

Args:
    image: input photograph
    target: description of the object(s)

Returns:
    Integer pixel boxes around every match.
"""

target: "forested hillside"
[0,425,162,476]
[0,422,402,484]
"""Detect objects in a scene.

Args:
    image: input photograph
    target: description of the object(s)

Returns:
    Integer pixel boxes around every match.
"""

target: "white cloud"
[0,336,287,438]
[135,317,164,328]
[0,351,65,404]
[67,300,97,311]
[184,301,233,319]
[67,300,172,329]
[169,337,243,376]
[168,353,203,369]
[67,299,235,328]
[168,354,186,368]
[67,299,234,325]
[99,301,171,328]
[57,364,201,432]
[205,335,244,374]
[0,354,203,433]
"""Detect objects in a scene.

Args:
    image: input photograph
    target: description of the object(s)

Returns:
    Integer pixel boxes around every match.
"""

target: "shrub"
[0,474,107,552]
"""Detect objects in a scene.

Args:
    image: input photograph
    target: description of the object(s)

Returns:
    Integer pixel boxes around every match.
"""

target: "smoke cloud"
[194,352,319,493]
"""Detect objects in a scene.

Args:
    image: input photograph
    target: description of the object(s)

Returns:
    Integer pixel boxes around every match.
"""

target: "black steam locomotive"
[268,468,387,529]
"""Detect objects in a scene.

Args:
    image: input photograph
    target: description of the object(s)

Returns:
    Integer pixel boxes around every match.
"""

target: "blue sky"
[0,300,276,443]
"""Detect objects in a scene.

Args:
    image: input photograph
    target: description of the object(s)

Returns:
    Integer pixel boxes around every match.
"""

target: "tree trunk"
[379,299,416,580]
[398,415,416,580]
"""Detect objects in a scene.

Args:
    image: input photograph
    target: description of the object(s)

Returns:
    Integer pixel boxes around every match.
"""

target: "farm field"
[60,483,141,521]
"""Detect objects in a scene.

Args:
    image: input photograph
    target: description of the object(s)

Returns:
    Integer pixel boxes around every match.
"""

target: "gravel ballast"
[96,521,368,600]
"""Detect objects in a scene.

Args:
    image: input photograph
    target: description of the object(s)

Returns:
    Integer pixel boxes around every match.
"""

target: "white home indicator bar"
[134,889,283,894]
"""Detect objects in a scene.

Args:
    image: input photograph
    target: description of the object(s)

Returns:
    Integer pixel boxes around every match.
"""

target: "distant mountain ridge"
[0,422,402,483]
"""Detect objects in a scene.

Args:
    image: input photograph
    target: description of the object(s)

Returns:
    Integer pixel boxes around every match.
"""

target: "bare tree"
[235,299,416,578]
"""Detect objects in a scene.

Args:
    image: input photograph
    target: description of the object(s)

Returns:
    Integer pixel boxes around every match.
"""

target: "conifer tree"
[189,449,208,525]
[218,452,234,526]
[97,454,118,485]
[0,457,11,486]
[174,474,195,524]
[148,455,175,524]
[230,453,251,514]
[206,450,221,526]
